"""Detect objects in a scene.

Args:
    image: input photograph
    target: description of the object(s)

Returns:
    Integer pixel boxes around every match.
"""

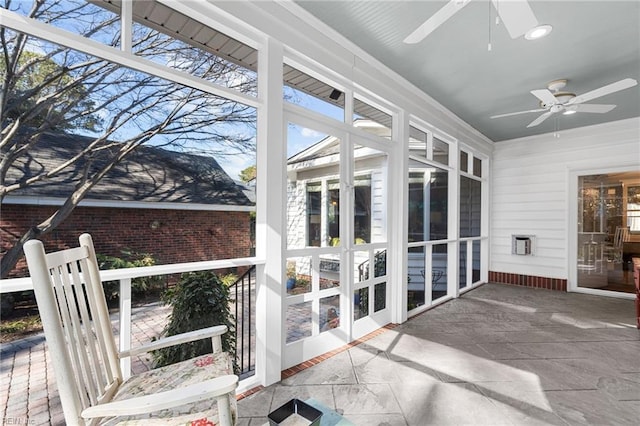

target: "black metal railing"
[358,250,387,281]
[231,265,255,379]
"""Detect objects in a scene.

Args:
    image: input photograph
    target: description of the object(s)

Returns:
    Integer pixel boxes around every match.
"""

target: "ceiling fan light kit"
[490,78,638,128]
[525,24,552,40]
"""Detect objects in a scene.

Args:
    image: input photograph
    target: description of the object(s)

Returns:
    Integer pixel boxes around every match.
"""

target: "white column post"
[447,141,460,297]
[255,36,284,387]
[449,142,461,297]
[390,110,409,324]
[482,157,491,283]
[342,131,354,341]
[119,278,132,379]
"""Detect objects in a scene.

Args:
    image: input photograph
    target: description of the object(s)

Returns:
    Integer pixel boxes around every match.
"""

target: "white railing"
[0,256,264,379]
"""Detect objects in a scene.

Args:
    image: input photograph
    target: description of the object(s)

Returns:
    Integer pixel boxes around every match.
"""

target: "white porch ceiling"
[293,0,640,142]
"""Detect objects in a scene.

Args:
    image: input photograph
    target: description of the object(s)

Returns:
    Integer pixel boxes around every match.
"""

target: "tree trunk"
[1,226,41,278]
[0,180,98,278]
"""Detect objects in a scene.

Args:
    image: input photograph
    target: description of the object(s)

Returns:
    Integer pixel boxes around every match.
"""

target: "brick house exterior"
[1,131,255,278]
[1,205,252,278]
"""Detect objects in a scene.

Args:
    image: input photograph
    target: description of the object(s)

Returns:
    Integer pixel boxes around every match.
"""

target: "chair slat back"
[614,226,631,247]
[24,234,122,425]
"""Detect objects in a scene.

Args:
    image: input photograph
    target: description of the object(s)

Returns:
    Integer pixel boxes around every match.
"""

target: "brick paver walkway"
[0,302,171,425]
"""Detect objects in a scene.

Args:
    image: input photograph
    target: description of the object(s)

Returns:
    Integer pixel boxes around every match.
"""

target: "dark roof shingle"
[6,131,253,207]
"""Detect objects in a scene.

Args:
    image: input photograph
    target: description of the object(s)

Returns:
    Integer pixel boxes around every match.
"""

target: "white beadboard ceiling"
[293,0,640,142]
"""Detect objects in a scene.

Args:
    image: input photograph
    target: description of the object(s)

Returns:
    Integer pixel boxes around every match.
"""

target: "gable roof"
[288,119,387,165]
[5,131,253,208]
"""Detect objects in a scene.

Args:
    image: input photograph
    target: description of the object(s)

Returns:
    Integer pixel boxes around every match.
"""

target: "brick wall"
[489,271,567,291]
[1,204,252,278]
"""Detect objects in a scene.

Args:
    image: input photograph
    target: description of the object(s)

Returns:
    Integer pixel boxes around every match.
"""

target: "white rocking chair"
[23,234,238,425]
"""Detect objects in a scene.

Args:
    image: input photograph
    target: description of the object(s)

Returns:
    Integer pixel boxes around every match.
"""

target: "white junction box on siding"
[512,235,535,255]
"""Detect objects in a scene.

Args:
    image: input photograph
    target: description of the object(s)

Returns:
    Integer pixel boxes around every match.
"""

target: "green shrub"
[152,271,237,372]
[97,250,164,301]
[0,314,41,334]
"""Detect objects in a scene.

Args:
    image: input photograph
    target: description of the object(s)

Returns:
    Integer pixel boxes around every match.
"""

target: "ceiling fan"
[404,0,539,44]
[490,78,638,128]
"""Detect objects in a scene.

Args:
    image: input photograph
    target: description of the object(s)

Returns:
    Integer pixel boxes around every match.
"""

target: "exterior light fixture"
[525,24,552,40]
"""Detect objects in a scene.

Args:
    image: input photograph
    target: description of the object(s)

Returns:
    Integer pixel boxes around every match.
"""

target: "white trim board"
[2,196,255,212]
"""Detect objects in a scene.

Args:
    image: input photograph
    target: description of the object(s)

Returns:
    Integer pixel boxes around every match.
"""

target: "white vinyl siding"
[491,118,640,280]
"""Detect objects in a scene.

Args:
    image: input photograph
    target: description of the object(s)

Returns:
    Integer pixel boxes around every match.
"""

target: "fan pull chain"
[554,116,561,138]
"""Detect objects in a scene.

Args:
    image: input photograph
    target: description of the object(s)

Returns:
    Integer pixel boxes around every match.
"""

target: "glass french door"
[576,171,640,294]
[350,137,391,339]
[407,161,450,310]
[283,112,391,368]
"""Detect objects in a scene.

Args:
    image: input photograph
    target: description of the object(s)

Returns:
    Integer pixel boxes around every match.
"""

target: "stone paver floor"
[238,284,640,425]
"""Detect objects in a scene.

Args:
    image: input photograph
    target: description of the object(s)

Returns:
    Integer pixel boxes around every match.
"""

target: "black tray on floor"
[268,398,323,425]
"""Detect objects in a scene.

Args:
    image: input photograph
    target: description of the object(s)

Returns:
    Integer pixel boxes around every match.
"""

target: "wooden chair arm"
[119,325,227,358]
[81,374,238,419]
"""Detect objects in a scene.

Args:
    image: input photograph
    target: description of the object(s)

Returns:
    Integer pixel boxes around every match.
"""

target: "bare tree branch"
[0,0,257,277]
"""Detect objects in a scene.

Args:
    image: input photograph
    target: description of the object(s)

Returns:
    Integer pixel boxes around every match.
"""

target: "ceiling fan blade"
[403,0,472,44]
[569,104,617,113]
[569,78,638,104]
[527,111,554,127]
[530,89,558,106]
[490,108,546,119]
[492,0,538,39]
